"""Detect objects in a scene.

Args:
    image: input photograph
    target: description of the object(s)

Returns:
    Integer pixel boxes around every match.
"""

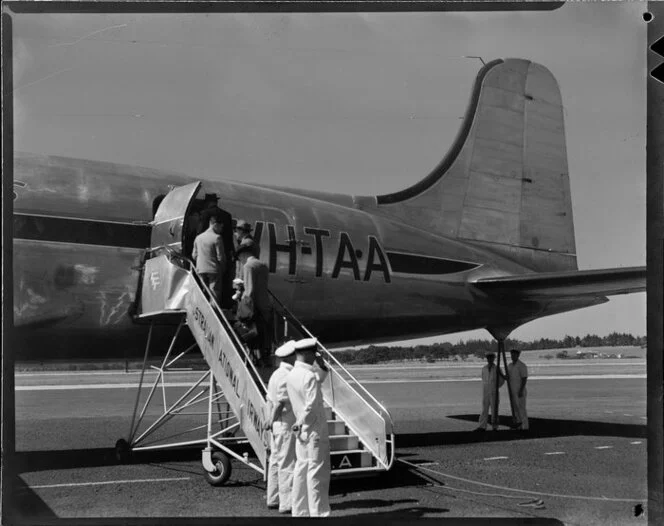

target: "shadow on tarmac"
[330,505,451,520]
[395,414,646,447]
[326,511,564,526]
[6,474,58,521]
[14,447,121,473]
[332,498,419,511]
[13,445,252,474]
[329,458,435,496]
[15,413,644,476]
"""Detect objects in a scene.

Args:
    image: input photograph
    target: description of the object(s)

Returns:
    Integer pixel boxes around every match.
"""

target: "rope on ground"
[422,480,544,504]
[397,458,643,503]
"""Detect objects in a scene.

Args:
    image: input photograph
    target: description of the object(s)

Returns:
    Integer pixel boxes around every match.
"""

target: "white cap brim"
[294,337,319,352]
[275,340,297,357]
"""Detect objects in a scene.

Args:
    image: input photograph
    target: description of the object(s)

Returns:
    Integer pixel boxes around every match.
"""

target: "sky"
[9,3,647,345]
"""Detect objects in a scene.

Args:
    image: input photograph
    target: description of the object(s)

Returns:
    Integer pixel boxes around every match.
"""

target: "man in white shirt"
[507,349,529,432]
[286,338,331,517]
[264,340,298,514]
[192,212,226,302]
[476,351,504,432]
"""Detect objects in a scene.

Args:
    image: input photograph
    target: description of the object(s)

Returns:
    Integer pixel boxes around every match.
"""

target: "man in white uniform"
[265,340,297,514]
[507,349,529,431]
[286,338,331,518]
[476,351,504,432]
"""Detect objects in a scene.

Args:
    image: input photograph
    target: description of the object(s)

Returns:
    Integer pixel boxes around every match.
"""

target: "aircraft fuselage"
[12,153,599,358]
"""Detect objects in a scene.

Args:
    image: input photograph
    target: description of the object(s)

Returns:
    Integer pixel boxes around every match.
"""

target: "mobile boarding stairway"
[116,246,395,485]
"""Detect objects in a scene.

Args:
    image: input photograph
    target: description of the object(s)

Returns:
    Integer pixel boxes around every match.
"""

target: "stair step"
[330,434,359,451]
[328,420,346,435]
[330,449,373,470]
[324,406,334,420]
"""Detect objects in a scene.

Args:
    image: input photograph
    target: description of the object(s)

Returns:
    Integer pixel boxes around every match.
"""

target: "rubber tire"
[115,439,131,464]
[204,451,232,486]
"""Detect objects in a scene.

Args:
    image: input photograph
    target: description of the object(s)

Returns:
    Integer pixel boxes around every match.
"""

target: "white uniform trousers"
[266,421,296,512]
[513,389,529,430]
[478,390,499,430]
[291,429,331,517]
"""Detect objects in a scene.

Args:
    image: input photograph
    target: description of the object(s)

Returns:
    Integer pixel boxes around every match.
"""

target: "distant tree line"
[332,333,646,365]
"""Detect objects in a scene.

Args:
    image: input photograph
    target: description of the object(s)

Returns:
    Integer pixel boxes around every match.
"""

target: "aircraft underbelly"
[290,275,474,323]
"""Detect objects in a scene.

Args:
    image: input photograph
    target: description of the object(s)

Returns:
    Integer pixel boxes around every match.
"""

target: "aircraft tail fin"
[373,58,576,272]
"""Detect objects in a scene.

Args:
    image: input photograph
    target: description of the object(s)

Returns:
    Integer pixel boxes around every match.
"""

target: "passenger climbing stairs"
[116,246,395,486]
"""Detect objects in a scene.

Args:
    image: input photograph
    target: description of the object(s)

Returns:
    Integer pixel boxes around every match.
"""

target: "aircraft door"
[150,182,201,253]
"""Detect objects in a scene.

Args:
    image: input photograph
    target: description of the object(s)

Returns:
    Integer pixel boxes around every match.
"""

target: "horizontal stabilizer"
[473,266,645,299]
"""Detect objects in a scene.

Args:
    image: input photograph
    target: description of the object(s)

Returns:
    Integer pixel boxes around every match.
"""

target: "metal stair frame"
[270,293,396,473]
[127,245,394,479]
[127,247,269,476]
[124,320,247,458]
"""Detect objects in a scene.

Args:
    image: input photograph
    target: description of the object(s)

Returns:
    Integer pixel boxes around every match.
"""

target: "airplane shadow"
[329,506,452,521]
[325,511,562,526]
[397,415,646,447]
[6,474,58,521]
[332,498,419,511]
[330,456,439,496]
[12,444,254,474]
[14,413,644,475]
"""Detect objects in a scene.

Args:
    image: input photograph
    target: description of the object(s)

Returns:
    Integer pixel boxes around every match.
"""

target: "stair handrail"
[268,290,394,436]
[148,245,267,394]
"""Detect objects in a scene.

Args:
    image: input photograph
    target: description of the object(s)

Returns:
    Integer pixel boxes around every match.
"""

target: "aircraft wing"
[472,266,646,299]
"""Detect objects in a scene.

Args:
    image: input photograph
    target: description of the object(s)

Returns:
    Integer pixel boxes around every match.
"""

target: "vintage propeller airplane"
[12,58,645,360]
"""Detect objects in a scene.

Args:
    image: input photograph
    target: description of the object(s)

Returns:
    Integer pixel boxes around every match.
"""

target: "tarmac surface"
[8,359,647,525]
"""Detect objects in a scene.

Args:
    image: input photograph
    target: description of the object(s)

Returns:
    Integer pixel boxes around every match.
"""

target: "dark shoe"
[267,504,279,510]
[279,509,291,514]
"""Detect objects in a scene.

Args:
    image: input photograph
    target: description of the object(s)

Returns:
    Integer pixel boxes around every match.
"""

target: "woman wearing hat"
[234,219,260,278]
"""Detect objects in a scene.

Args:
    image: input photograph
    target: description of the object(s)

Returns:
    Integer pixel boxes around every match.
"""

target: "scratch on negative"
[13,68,76,94]
[49,24,129,48]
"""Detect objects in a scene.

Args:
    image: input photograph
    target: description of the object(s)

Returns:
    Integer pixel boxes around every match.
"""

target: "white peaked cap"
[233,278,244,286]
[294,338,319,352]
[275,340,297,357]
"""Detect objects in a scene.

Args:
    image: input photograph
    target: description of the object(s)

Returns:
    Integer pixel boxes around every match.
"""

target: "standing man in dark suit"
[242,254,274,365]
